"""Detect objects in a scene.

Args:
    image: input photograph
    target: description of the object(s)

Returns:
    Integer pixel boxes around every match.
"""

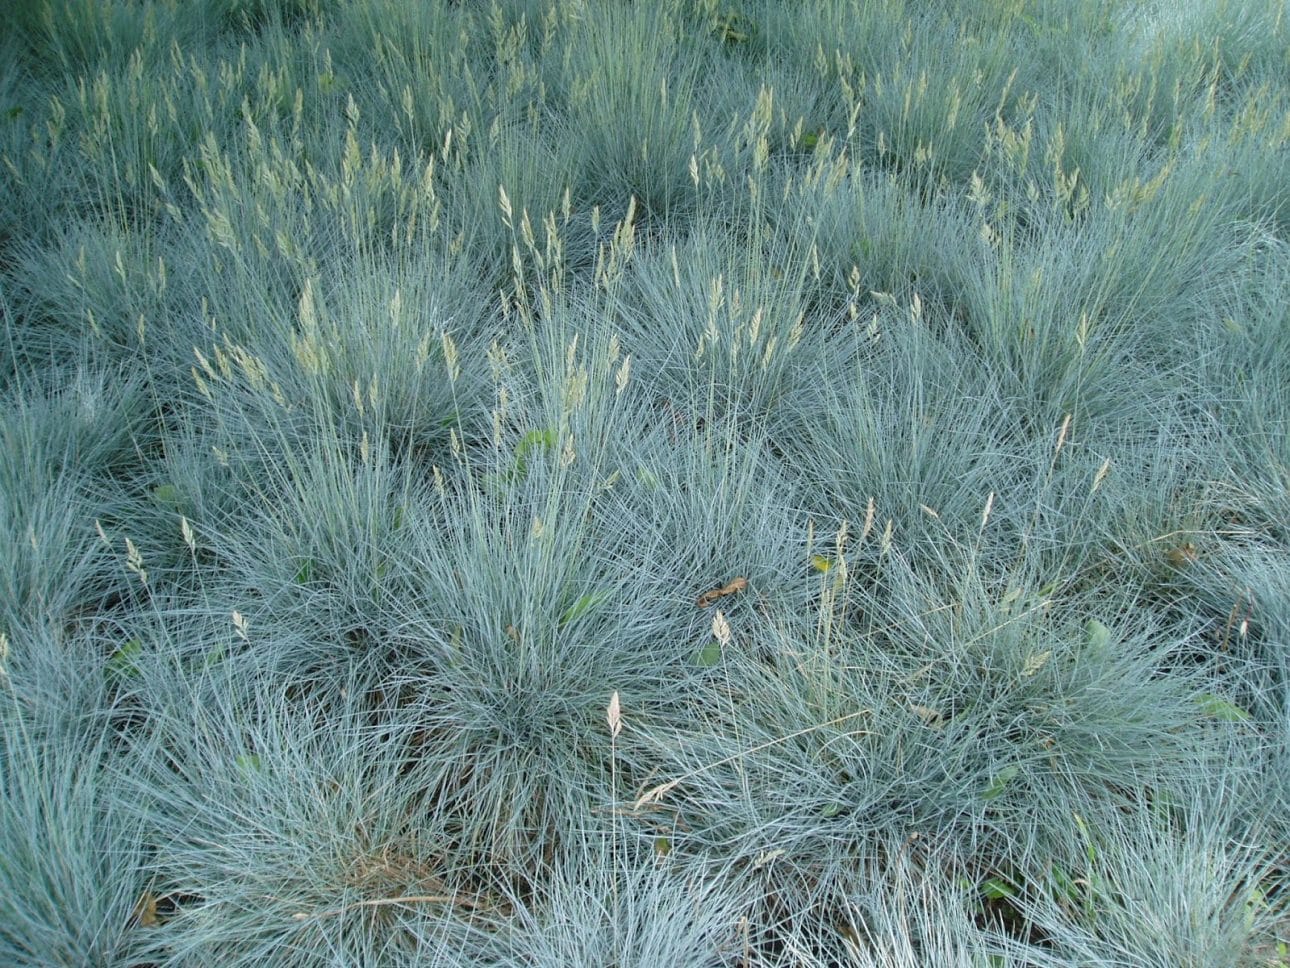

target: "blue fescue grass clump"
[2,0,1288,964]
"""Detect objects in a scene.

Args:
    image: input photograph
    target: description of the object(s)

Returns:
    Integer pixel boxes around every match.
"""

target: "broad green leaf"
[1073,811,1097,864]
[481,471,512,496]
[200,642,226,671]
[235,753,262,772]
[1050,865,1079,903]
[516,428,557,456]
[980,876,1016,900]
[559,590,609,626]
[514,428,557,478]
[695,641,722,667]
[1244,886,1267,930]
[151,483,183,508]
[1147,786,1179,824]
[1196,692,1251,722]
[982,765,1019,800]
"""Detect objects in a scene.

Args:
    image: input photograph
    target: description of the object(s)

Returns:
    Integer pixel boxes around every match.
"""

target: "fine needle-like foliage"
[2,0,1288,964]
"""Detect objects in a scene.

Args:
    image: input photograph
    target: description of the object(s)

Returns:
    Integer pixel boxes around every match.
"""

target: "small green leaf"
[636,467,660,490]
[559,590,609,626]
[810,555,832,573]
[695,641,722,667]
[1196,692,1251,722]
[654,836,671,856]
[294,559,313,584]
[107,639,144,680]
[801,130,820,151]
[982,765,1019,801]
[5,106,23,120]
[821,802,843,818]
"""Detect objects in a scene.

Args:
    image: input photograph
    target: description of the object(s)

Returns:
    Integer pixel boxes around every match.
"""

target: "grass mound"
[2,0,1288,964]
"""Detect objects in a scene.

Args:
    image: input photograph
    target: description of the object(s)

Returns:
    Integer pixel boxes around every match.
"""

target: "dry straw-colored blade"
[635,779,679,810]
[607,691,622,739]
[712,610,732,647]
